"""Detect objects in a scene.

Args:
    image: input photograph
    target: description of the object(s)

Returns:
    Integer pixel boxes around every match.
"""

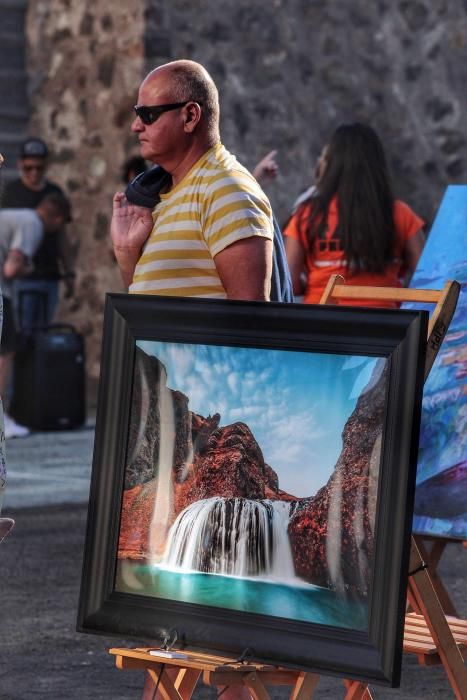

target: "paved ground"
[0,427,466,699]
[2,424,95,509]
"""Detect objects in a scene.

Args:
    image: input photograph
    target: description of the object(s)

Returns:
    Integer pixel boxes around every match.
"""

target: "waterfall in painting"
[149,368,175,556]
[161,497,296,581]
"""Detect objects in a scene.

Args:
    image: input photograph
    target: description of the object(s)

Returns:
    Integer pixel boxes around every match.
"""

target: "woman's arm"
[252,150,279,187]
[285,235,306,296]
[402,229,425,284]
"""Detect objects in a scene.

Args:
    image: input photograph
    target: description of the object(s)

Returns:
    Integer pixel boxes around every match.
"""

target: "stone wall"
[24,0,467,382]
[25,0,145,379]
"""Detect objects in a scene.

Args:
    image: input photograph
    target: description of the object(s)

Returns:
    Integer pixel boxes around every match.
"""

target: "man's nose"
[131,117,143,132]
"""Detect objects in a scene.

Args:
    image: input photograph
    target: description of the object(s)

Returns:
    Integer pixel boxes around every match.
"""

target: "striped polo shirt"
[129,143,274,298]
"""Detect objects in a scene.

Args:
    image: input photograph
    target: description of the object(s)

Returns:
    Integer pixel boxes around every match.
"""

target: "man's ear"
[183,102,202,133]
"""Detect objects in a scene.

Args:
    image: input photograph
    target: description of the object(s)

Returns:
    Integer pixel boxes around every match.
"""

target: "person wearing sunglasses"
[1,138,75,329]
[111,59,278,304]
[111,60,286,700]
[1,138,62,208]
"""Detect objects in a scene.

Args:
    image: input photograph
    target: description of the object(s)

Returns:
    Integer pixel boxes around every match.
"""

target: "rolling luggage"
[10,291,86,430]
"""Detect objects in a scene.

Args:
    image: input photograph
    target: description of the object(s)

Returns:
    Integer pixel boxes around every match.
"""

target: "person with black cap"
[1,137,75,328]
[1,138,61,208]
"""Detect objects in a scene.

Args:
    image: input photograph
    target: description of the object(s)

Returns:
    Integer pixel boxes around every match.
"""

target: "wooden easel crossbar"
[110,276,465,698]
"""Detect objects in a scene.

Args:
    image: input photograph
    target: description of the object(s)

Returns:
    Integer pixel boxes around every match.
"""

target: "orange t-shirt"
[283,197,424,307]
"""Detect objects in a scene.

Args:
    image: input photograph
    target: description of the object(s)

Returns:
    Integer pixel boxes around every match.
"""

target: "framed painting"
[78,294,427,686]
[403,185,467,540]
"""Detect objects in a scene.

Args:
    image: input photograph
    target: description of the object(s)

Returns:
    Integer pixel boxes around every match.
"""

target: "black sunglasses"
[133,101,202,126]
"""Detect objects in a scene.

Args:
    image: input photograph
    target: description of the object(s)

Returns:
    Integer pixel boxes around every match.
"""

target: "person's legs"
[14,278,58,331]
[14,279,41,331]
[44,279,59,323]
[0,353,13,399]
[0,396,5,515]
[0,296,16,399]
[0,297,29,438]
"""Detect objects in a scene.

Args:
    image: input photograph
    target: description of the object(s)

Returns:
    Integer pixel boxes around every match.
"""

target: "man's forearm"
[113,246,141,289]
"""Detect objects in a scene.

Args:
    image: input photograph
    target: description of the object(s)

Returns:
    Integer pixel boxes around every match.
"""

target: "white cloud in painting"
[166,345,195,382]
[141,341,375,497]
[349,358,382,399]
[228,404,263,421]
[185,379,209,411]
[342,356,371,370]
[227,372,239,394]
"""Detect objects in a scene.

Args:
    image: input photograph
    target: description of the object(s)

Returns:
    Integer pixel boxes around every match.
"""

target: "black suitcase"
[10,292,86,430]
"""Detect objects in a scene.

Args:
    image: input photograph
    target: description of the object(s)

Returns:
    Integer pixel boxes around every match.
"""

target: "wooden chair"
[320,275,467,699]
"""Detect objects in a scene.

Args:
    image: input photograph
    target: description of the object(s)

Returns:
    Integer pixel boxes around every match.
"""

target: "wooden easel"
[411,535,463,617]
[109,645,373,699]
[320,275,467,699]
[110,276,465,698]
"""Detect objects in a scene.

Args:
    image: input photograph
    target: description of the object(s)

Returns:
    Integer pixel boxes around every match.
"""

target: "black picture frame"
[78,293,427,686]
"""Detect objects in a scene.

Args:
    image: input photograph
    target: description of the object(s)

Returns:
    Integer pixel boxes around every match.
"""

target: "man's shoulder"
[0,208,39,225]
[43,180,64,196]
[2,178,24,204]
[205,144,254,180]
[2,179,63,208]
[202,145,271,201]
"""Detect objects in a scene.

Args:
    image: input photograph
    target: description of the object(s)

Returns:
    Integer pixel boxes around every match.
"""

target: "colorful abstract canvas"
[404,185,467,540]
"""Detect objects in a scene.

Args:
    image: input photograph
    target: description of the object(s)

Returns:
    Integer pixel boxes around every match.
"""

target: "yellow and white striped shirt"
[129,143,274,298]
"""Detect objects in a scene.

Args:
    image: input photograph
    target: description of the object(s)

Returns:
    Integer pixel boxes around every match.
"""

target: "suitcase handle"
[17,290,48,331]
[44,323,78,334]
[27,323,79,335]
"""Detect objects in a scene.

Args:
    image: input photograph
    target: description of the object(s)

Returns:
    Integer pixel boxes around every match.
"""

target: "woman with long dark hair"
[284,123,425,307]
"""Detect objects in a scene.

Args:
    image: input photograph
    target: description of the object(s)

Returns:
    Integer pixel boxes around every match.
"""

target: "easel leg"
[343,680,374,699]
[289,672,320,699]
[244,671,271,700]
[142,667,200,700]
[218,685,252,699]
[175,668,201,697]
[415,536,458,616]
[147,668,181,700]
[142,671,158,700]
[408,539,467,700]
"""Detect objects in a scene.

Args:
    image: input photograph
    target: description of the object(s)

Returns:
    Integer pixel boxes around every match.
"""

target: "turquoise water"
[115,561,368,631]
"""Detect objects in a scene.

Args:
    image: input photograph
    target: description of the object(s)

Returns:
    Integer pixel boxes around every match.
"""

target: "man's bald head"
[144,60,220,143]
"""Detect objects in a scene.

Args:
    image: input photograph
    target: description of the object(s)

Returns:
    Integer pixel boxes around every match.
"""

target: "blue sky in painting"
[138,341,384,497]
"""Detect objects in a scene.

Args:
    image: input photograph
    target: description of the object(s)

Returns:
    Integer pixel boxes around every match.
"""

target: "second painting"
[116,339,387,632]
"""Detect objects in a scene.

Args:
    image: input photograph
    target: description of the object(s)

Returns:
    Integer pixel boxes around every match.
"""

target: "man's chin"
[22,178,45,191]
[138,142,152,159]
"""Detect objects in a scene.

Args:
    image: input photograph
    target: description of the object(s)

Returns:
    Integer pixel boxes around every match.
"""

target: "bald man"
[111,59,274,301]
[112,60,276,700]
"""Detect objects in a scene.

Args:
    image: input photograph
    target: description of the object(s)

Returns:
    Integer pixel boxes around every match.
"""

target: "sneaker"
[4,414,30,439]
[0,517,14,543]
